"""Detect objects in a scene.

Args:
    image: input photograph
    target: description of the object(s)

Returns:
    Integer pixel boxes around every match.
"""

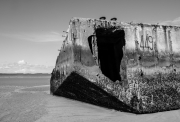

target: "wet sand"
[0,85,48,122]
[0,79,180,122]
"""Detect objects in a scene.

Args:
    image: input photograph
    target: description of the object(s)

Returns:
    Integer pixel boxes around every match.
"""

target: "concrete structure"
[50,17,180,114]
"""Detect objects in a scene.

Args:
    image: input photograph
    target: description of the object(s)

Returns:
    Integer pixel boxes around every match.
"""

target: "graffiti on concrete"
[140,34,154,50]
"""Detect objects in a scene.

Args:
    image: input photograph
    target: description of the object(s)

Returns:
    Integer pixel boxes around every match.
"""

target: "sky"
[0,0,180,73]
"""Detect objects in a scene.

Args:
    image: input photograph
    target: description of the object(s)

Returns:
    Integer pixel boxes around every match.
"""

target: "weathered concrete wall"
[51,17,180,113]
[69,18,180,83]
[125,24,180,73]
[123,24,180,112]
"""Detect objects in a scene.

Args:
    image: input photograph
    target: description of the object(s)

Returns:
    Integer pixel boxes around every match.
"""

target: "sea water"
[0,76,180,122]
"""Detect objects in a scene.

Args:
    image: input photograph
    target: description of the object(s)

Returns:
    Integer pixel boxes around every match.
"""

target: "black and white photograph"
[0,0,180,122]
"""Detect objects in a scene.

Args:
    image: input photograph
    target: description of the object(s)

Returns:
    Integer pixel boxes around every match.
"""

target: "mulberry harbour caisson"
[50,17,180,114]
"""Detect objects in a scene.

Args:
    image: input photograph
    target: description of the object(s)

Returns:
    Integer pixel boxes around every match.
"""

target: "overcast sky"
[0,0,180,68]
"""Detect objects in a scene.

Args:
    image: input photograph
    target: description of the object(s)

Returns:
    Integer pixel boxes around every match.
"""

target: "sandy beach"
[0,78,180,122]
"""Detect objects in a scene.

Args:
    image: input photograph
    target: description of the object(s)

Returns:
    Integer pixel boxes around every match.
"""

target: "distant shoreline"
[0,73,51,78]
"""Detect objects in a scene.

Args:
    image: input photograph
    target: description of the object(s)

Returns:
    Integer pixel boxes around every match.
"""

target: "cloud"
[50,31,61,35]
[0,31,65,42]
[14,69,36,73]
[18,60,27,65]
[0,60,53,73]
[160,17,180,26]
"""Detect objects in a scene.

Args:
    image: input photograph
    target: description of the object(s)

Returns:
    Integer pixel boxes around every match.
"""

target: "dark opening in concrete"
[96,28,125,82]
